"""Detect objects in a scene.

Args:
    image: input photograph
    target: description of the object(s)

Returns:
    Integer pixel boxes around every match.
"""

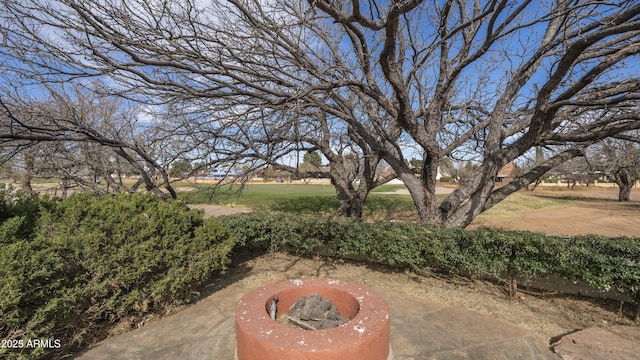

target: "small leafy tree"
[171,160,193,178]
[301,151,323,170]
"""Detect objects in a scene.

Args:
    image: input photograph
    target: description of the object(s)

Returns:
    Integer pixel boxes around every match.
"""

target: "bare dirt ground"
[385,185,640,237]
[214,252,637,342]
[188,204,251,217]
[469,187,640,237]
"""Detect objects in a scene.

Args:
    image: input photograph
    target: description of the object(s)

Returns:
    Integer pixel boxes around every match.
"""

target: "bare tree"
[278,107,398,217]
[182,104,397,217]
[0,83,178,199]
[2,0,639,226]
[549,156,595,189]
[588,139,640,201]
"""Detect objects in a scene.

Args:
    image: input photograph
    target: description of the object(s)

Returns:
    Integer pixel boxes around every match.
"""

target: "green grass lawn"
[182,183,418,219]
[2,176,589,224]
[473,191,572,222]
[16,178,577,221]
[184,183,335,203]
[182,183,577,221]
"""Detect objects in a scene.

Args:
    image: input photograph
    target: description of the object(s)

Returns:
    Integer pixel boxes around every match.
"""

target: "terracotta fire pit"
[235,278,392,360]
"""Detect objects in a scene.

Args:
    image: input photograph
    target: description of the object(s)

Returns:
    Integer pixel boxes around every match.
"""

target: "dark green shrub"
[0,191,58,244]
[220,213,441,271]
[0,192,234,359]
[219,212,306,251]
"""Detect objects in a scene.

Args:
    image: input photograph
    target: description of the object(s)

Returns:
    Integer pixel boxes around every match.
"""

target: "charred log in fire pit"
[278,293,350,330]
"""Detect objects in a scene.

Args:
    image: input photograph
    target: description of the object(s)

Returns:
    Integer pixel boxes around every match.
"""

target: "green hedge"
[0,192,58,243]
[0,192,234,359]
[219,212,640,305]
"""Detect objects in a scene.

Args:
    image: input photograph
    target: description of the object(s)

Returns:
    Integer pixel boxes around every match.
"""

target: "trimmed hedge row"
[0,192,234,360]
[219,212,640,306]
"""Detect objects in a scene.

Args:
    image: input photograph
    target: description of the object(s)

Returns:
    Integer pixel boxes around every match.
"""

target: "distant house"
[496,162,520,184]
[208,166,243,179]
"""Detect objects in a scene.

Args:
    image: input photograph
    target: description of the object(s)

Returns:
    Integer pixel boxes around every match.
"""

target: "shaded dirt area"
[469,188,640,237]
[211,252,638,343]
[104,252,637,356]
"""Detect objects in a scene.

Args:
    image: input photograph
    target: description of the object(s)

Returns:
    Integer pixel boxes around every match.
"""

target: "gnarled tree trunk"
[613,170,633,201]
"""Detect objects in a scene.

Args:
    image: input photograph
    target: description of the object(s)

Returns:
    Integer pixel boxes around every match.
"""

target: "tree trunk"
[333,177,366,218]
[21,172,33,193]
[526,179,542,192]
[336,196,366,218]
[113,148,170,200]
[350,190,367,218]
[21,154,34,193]
[439,148,586,228]
[439,158,501,228]
[614,170,632,201]
[619,183,632,202]
[158,168,177,200]
[104,174,116,192]
[509,276,518,300]
[130,177,143,192]
[443,179,496,228]
[60,178,69,199]
[402,171,438,224]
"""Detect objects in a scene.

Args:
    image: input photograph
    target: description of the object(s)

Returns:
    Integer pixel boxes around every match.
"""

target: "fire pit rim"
[235,277,392,360]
